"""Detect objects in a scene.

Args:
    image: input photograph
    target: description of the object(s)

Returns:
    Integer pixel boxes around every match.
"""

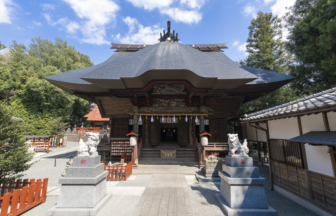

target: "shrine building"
[84,104,110,129]
[45,21,294,165]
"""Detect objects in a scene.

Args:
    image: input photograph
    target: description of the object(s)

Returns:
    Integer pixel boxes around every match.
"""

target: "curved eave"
[82,69,256,90]
[231,78,295,103]
[45,79,109,93]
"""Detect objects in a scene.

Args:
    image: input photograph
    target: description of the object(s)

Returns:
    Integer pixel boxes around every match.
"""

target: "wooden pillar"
[133,115,139,133]
[110,117,113,138]
[200,116,205,133]
[265,121,274,190]
[133,115,139,164]
[257,142,262,166]
[297,116,308,169]
[322,112,330,132]
[323,112,336,176]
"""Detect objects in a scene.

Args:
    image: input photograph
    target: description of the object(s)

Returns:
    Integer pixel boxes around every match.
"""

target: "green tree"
[0,41,5,50]
[0,38,92,135]
[285,0,336,95]
[0,104,34,184]
[239,11,298,113]
[245,11,286,73]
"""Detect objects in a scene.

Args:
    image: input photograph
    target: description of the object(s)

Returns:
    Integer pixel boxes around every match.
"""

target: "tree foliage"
[0,104,34,184]
[239,11,299,113]
[245,11,286,73]
[285,0,336,95]
[0,38,93,135]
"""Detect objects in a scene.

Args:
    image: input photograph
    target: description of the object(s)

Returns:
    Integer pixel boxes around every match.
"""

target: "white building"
[240,87,336,216]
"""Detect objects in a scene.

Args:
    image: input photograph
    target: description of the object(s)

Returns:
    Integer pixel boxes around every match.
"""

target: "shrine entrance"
[160,128,177,142]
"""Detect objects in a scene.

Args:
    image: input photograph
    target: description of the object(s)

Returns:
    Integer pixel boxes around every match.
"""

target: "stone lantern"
[200,132,212,146]
[126,131,138,146]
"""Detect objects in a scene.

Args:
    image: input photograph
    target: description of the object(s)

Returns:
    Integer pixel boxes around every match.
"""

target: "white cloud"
[66,21,80,33]
[237,42,247,52]
[0,48,9,55]
[126,0,174,10]
[242,4,257,18]
[41,3,55,10]
[180,0,206,10]
[44,13,67,26]
[269,0,295,40]
[123,17,138,33]
[270,0,293,17]
[28,21,42,29]
[126,0,205,24]
[160,8,202,24]
[62,0,120,45]
[0,0,14,24]
[232,40,239,47]
[114,17,163,44]
[263,0,275,5]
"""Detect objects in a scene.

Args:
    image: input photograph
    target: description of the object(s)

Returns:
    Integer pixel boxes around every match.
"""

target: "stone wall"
[64,128,110,143]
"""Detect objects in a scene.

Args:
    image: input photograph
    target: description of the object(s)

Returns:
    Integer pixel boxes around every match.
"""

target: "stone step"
[139,158,199,165]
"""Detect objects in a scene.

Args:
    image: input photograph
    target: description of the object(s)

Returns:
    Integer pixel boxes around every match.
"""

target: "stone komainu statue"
[227,133,249,156]
[77,132,100,156]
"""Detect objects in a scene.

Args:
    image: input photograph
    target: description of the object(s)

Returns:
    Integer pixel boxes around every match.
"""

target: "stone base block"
[47,193,112,216]
[226,156,253,167]
[222,164,259,178]
[215,193,277,216]
[204,168,219,177]
[195,173,220,183]
[73,156,101,167]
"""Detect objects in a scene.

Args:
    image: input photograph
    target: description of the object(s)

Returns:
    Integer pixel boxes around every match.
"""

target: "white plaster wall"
[301,113,325,134]
[327,111,336,131]
[246,122,257,141]
[257,123,267,142]
[305,144,334,177]
[268,117,300,139]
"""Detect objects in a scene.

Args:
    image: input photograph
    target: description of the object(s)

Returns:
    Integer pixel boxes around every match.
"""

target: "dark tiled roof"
[45,42,293,87]
[241,87,336,121]
[288,131,336,145]
[82,42,257,80]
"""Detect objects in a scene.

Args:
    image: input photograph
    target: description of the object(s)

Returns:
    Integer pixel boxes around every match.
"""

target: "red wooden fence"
[0,179,32,197]
[25,137,51,153]
[76,128,102,142]
[103,161,132,181]
[0,178,48,216]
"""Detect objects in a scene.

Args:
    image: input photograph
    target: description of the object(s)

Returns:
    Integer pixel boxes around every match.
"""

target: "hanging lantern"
[195,116,198,123]
[139,115,142,122]
[173,115,176,122]
[162,115,164,122]
[185,116,188,122]
[151,115,154,122]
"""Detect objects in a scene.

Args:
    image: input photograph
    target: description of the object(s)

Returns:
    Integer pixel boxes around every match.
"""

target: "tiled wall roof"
[241,87,336,121]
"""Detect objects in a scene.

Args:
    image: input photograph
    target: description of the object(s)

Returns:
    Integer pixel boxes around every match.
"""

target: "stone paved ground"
[20,145,319,216]
[132,174,193,216]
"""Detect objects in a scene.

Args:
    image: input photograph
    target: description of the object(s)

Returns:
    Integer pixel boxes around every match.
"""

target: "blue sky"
[0,0,294,65]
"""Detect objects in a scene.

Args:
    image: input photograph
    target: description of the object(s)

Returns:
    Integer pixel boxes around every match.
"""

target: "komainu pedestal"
[215,155,277,216]
[47,155,111,216]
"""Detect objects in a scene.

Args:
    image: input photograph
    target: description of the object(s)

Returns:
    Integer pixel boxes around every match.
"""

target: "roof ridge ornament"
[159,21,180,42]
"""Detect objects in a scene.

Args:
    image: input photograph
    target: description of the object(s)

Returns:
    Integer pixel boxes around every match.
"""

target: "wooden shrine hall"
[45,21,294,165]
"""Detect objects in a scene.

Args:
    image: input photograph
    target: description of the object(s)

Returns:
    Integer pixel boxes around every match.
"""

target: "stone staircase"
[139,144,199,165]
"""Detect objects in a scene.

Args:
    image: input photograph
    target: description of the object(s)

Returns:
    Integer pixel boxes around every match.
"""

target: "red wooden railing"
[103,161,132,181]
[76,127,102,142]
[0,178,48,216]
[0,179,32,197]
[25,137,51,153]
